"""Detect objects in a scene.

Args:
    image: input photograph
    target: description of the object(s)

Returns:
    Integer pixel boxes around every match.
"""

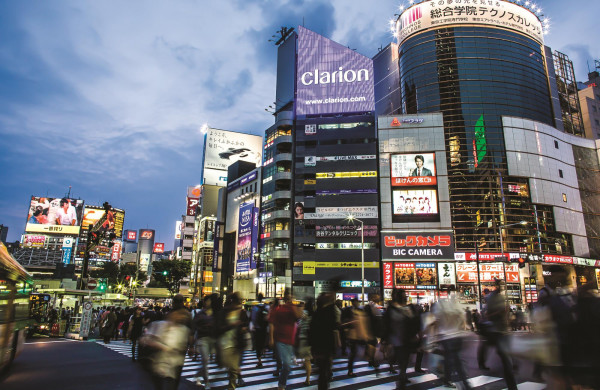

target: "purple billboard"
[236,202,254,273]
[295,26,375,116]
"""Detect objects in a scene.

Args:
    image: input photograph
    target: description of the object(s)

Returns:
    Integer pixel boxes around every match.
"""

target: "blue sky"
[0,0,598,247]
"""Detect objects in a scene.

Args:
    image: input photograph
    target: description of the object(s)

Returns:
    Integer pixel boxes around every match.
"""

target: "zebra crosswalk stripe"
[95,342,545,390]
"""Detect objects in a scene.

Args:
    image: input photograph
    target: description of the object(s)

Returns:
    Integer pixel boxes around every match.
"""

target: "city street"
[3,333,544,390]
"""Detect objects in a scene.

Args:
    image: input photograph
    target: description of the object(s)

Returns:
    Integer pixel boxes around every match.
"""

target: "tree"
[150,259,192,297]
[89,262,146,290]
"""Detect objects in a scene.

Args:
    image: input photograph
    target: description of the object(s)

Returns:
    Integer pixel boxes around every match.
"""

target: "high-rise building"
[260,26,380,301]
[578,70,600,139]
[378,0,600,303]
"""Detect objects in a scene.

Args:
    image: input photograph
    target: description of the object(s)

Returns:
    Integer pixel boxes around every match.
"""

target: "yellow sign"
[303,262,316,275]
[316,171,377,179]
[304,179,316,185]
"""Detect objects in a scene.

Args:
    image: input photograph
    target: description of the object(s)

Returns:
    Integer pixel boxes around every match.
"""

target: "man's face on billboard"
[415,158,424,169]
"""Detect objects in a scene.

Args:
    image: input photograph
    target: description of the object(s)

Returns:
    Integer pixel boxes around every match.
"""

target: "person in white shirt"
[56,198,77,226]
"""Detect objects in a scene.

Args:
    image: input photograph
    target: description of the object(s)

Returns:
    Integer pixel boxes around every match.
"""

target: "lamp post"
[346,215,365,305]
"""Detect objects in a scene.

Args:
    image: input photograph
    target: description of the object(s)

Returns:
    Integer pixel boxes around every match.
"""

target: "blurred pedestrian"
[192,295,216,389]
[250,293,269,368]
[477,281,517,390]
[364,294,383,373]
[101,306,117,344]
[383,289,421,390]
[342,298,368,377]
[269,289,302,390]
[432,289,472,389]
[217,292,248,389]
[309,292,340,390]
[148,294,193,390]
[127,306,144,361]
[296,300,313,385]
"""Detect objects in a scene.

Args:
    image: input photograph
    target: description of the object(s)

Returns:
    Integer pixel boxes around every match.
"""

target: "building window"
[595,119,600,126]
[562,193,567,202]
[559,169,563,178]
[593,106,598,112]
[554,140,559,149]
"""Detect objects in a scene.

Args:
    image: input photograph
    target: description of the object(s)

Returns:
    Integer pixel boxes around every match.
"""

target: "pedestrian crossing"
[96,341,544,389]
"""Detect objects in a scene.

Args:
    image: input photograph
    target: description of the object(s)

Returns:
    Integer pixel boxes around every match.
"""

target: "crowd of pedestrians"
[85,271,599,390]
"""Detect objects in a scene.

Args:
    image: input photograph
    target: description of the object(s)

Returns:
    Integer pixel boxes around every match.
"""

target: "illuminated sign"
[455,262,520,283]
[82,205,125,238]
[126,230,137,242]
[111,241,121,262]
[392,189,438,218]
[394,263,416,289]
[236,202,254,273]
[25,196,85,235]
[296,26,375,116]
[397,0,544,46]
[543,254,573,264]
[187,197,199,217]
[390,117,424,126]
[416,263,437,290]
[382,232,453,260]
[383,262,393,288]
[153,243,165,253]
[391,153,437,186]
[315,242,376,250]
[175,222,182,240]
[304,206,378,219]
[438,263,456,286]
[187,186,202,199]
[315,225,378,238]
[316,171,377,179]
[23,235,46,248]
[139,230,154,240]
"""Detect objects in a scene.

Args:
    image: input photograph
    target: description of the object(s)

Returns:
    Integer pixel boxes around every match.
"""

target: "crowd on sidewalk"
[89,267,599,390]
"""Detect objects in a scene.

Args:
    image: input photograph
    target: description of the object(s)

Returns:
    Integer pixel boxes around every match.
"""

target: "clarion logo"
[301,67,369,86]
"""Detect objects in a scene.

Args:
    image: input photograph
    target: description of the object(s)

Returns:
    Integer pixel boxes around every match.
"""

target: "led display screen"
[295,26,375,116]
[26,196,85,235]
[392,189,438,215]
[82,206,125,238]
[390,153,437,186]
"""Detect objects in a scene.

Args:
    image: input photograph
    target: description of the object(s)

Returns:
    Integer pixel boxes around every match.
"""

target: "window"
[559,169,563,178]
[593,106,598,112]
[562,193,567,202]
[595,119,600,126]
[554,140,559,149]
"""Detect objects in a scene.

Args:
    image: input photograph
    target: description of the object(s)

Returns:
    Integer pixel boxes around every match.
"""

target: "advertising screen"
[202,128,263,186]
[394,263,416,289]
[295,26,375,116]
[392,189,438,216]
[397,0,544,45]
[22,234,46,248]
[26,196,85,235]
[125,230,137,242]
[304,206,378,220]
[81,206,125,238]
[416,263,437,289]
[391,153,437,186]
[236,202,254,273]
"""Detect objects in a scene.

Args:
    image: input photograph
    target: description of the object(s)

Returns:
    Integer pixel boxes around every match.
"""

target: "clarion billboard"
[295,26,375,116]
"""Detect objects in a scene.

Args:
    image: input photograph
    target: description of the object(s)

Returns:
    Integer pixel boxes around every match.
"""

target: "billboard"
[174,221,182,240]
[416,263,437,290]
[125,230,137,242]
[392,189,438,216]
[396,0,544,45]
[296,26,375,116]
[438,262,456,287]
[382,232,453,260]
[81,206,125,238]
[236,202,254,273]
[202,128,263,186]
[391,153,437,186]
[304,206,378,220]
[111,241,121,262]
[22,234,46,248]
[199,218,216,243]
[455,263,520,284]
[186,197,199,217]
[139,229,154,240]
[394,263,416,289]
[153,243,165,253]
[25,196,84,235]
[187,185,202,199]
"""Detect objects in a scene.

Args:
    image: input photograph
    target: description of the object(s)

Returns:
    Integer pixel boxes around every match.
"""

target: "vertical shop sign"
[383,262,393,288]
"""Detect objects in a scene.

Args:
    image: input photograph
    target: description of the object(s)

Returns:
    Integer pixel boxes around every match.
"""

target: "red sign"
[127,231,137,241]
[384,235,451,248]
[111,242,121,262]
[87,279,97,290]
[456,263,478,283]
[383,262,393,288]
[543,254,573,264]
[187,197,199,217]
[391,117,401,127]
[505,264,520,283]
[456,263,519,283]
[153,243,165,253]
[391,176,437,186]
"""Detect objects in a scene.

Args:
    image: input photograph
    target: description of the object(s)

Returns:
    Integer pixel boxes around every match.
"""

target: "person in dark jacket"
[128,307,144,361]
[192,295,216,388]
[310,292,341,390]
[101,306,117,344]
[217,292,248,389]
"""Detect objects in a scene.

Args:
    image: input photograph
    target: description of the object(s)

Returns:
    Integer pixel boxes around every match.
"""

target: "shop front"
[455,262,522,305]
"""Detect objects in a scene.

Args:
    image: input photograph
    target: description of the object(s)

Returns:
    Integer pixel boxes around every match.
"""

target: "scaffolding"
[553,51,584,136]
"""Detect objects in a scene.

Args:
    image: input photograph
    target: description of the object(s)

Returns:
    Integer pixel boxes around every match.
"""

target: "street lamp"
[346,215,365,305]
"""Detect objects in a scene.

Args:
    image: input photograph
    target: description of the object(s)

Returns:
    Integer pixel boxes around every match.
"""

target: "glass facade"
[574,145,600,257]
[399,27,570,254]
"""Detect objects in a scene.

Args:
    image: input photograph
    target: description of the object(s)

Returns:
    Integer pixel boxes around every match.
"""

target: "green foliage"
[150,259,192,297]
[89,261,147,287]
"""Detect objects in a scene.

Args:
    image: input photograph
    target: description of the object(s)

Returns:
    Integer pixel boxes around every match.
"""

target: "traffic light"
[162,270,168,276]
[518,257,527,269]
